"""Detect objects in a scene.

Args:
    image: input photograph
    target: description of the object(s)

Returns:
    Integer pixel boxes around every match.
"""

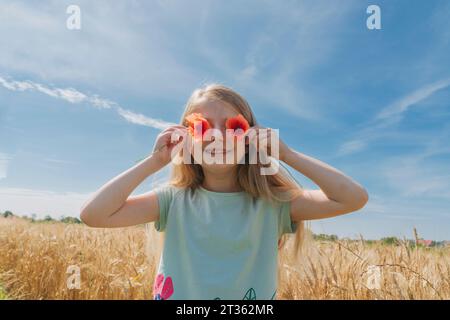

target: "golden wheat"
[0,217,449,300]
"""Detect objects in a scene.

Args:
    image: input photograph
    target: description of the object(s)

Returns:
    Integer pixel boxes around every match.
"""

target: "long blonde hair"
[150,83,307,290]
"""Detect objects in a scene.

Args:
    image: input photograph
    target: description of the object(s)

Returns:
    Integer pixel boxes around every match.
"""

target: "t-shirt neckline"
[198,185,246,197]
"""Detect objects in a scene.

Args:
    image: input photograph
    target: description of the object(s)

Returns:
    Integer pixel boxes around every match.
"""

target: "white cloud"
[0,75,177,130]
[0,1,362,122]
[0,76,87,104]
[192,0,358,121]
[116,107,175,130]
[375,78,450,120]
[0,1,200,98]
[380,141,450,200]
[385,164,450,198]
[53,88,87,104]
[336,139,367,157]
[89,96,117,109]
[336,79,450,157]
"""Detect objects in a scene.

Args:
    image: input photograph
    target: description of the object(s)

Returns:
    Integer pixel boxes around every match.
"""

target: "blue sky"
[1,0,449,240]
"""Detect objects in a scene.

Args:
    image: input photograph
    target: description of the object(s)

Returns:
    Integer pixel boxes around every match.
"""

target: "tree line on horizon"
[1,210,449,247]
[1,210,82,224]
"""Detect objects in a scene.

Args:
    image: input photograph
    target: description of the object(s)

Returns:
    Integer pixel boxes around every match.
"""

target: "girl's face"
[186,99,249,170]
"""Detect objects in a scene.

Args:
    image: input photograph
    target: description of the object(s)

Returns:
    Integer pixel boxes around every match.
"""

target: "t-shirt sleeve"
[153,185,174,232]
[278,200,298,238]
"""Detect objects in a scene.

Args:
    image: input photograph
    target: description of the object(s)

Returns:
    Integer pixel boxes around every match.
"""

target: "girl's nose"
[208,122,226,142]
[210,121,225,130]
[209,122,226,133]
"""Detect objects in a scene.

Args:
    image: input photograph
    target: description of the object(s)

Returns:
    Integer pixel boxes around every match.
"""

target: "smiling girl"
[80,83,368,300]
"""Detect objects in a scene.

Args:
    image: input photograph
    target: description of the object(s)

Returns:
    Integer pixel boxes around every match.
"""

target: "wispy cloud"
[194,1,358,121]
[336,140,367,157]
[336,78,450,157]
[0,1,359,122]
[383,163,450,199]
[0,76,88,104]
[116,107,174,130]
[0,75,176,130]
[380,128,450,200]
[0,1,199,98]
[375,78,450,120]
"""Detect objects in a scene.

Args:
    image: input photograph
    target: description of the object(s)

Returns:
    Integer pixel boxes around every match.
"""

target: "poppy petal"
[226,114,250,135]
[185,113,211,141]
[185,112,203,122]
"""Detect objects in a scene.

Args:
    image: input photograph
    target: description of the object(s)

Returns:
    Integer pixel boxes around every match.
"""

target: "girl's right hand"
[151,125,187,165]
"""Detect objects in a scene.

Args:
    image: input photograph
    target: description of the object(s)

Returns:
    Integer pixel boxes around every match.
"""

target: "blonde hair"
[151,83,307,294]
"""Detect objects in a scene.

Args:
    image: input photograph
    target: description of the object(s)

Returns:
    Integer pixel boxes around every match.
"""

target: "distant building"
[417,239,433,247]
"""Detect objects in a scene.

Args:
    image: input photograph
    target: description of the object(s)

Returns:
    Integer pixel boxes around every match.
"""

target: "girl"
[80,83,368,300]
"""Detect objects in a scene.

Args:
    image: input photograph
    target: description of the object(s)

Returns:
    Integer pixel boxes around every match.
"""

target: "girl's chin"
[196,159,238,166]
[193,157,242,167]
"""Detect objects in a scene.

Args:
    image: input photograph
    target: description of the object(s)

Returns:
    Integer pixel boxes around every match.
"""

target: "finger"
[161,125,188,134]
[170,131,185,144]
[169,127,187,135]
[166,128,188,137]
[171,125,189,130]
[162,128,187,138]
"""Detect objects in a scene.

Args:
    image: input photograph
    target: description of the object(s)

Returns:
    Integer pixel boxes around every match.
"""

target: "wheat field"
[0,216,449,300]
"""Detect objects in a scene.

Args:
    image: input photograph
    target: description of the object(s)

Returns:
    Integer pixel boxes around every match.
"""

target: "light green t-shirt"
[152,184,297,300]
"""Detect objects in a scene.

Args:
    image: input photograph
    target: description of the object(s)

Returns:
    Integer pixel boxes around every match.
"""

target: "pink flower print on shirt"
[153,273,174,300]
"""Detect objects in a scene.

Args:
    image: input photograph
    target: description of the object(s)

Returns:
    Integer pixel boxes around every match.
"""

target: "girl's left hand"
[243,125,290,162]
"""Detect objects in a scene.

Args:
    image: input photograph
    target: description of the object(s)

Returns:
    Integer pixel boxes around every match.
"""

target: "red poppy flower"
[185,112,211,141]
[226,114,250,138]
